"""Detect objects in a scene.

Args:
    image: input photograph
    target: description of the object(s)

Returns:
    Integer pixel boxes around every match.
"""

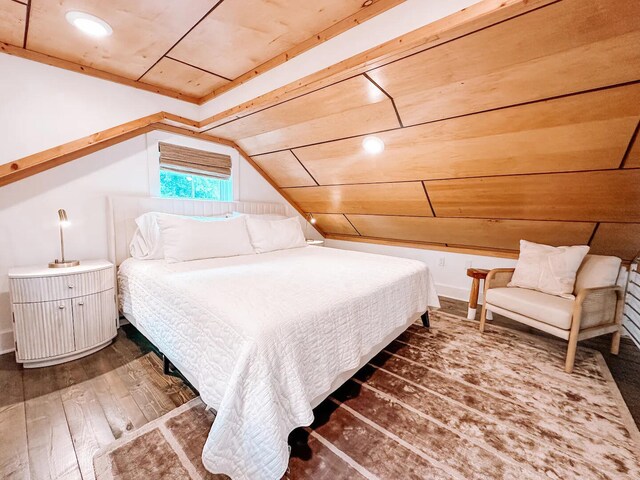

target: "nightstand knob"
[58,305,65,309]
[77,302,84,306]
[68,285,74,289]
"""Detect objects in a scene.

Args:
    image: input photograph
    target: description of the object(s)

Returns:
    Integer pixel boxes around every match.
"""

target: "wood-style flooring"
[1,297,638,479]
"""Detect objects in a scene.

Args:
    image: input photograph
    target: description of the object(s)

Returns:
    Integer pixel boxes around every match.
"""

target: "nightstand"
[306,239,325,247]
[8,260,117,368]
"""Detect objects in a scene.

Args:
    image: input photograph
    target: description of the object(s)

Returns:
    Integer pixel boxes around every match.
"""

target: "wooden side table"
[466,268,492,321]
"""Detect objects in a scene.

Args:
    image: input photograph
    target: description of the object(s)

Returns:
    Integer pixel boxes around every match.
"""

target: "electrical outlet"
[438,257,445,267]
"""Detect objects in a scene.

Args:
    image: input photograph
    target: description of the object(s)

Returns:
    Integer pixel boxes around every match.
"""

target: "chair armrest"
[573,285,624,330]
[575,285,624,304]
[485,268,515,290]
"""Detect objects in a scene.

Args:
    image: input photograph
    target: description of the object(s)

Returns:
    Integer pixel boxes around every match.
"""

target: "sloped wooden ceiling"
[207,0,640,260]
[0,0,402,102]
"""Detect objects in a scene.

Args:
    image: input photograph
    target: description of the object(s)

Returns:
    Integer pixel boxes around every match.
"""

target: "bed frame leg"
[421,310,430,328]
[162,353,173,375]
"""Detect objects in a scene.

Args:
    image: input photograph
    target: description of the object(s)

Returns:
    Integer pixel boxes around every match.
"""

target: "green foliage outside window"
[160,170,233,201]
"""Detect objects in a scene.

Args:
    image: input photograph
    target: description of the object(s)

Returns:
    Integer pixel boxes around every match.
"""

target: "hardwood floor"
[0,326,195,480]
[1,297,638,479]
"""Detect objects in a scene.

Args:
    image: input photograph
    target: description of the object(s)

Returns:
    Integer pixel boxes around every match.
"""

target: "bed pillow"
[157,215,254,263]
[246,217,306,254]
[508,240,590,299]
[230,211,288,221]
[130,212,227,260]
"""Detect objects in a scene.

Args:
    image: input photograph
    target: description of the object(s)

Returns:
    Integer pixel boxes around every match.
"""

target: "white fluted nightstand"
[8,260,117,368]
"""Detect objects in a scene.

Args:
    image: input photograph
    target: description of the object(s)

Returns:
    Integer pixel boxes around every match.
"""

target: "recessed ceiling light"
[362,136,385,154]
[65,11,113,37]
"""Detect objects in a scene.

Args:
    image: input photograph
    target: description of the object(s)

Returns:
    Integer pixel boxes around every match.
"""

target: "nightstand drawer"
[10,267,114,303]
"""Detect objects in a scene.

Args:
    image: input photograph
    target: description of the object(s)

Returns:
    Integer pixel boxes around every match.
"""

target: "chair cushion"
[486,287,574,330]
[574,255,621,294]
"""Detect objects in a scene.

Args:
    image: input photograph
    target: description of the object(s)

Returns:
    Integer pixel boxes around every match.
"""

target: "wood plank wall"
[208,0,640,260]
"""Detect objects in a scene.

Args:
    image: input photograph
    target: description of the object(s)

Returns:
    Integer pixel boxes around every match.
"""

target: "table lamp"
[49,209,80,268]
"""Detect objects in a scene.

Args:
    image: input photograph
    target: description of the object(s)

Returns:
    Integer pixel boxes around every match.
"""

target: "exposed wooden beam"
[0,114,164,187]
[0,112,223,187]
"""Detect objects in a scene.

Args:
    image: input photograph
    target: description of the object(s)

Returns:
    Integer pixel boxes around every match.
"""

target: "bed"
[110,196,440,480]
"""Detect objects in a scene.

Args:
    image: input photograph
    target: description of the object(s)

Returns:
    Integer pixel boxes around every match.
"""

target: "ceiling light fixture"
[65,11,113,37]
[362,135,385,154]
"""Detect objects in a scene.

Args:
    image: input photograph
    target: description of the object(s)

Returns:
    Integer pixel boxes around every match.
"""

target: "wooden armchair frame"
[479,268,624,373]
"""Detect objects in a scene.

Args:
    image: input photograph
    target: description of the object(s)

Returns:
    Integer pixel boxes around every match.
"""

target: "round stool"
[466,268,492,320]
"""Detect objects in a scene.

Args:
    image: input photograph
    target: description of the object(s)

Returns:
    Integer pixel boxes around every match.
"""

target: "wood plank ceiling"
[207,0,640,260]
[0,0,402,102]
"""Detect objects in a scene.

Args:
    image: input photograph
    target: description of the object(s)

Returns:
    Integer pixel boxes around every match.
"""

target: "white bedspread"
[118,246,439,479]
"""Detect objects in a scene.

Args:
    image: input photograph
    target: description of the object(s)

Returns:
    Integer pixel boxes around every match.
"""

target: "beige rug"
[94,311,640,479]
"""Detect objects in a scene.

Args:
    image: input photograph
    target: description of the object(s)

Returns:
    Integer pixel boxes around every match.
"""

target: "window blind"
[159,142,232,179]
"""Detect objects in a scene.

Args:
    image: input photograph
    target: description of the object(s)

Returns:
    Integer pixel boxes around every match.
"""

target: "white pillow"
[246,217,306,254]
[157,215,255,263]
[508,240,590,299]
[129,212,227,260]
[231,211,288,221]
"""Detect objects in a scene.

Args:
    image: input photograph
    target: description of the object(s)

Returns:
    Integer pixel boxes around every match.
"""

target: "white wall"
[0,131,307,353]
[325,239,517,303]
[0,54,198,163]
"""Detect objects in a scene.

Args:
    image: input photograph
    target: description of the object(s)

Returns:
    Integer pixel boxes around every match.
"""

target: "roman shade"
[159,142,232,179]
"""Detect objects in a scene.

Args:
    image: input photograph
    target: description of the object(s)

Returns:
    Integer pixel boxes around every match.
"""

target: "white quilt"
[118,246,439,479]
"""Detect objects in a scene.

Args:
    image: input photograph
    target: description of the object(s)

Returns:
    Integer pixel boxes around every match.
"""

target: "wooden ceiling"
[0,0,402,102]
[207,0,640,260]
[2,0,640,261]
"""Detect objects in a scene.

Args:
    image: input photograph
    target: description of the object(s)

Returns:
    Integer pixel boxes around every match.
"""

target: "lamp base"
[49,260,80,268]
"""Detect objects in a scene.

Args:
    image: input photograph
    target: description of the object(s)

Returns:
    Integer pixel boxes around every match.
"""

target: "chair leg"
[479,303,488,333]
[565,331,579,374]
[611,330,621,355]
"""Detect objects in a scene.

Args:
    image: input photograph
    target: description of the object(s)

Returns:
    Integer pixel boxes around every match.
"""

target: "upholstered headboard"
[108,195,290,265]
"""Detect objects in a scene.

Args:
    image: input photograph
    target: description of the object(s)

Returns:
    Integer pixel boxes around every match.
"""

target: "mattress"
[118,245,439,479]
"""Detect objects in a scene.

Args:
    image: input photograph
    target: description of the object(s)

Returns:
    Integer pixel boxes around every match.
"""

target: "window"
[157,142,233,201]
[160,169,233,201]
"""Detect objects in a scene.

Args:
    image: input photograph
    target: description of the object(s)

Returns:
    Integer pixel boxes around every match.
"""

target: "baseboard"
[435,283,474,303]
[0,328,14,354]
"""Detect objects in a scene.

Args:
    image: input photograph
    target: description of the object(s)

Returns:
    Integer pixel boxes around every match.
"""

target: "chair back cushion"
[573,255,621,294]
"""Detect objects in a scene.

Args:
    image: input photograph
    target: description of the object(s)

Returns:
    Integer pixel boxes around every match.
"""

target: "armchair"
[479,255,624,373]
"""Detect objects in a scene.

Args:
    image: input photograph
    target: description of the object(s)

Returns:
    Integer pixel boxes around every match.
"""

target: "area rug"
[94,311,640,479]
